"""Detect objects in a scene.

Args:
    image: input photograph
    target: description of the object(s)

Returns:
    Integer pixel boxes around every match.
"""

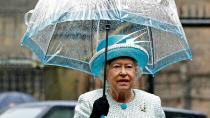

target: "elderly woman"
[74,35,165,118]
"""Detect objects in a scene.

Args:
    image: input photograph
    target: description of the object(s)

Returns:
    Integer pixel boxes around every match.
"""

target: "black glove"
[90,96,109,118]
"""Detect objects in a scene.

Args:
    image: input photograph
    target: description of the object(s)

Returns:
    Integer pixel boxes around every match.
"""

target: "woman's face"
[107,58,137,93]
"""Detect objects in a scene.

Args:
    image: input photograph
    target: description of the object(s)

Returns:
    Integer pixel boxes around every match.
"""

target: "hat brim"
[89,44,149,77]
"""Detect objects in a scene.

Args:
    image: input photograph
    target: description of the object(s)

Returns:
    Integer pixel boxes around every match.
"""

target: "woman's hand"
[90,96,109,118]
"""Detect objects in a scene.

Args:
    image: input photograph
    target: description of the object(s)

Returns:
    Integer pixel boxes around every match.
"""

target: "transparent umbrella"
[21,0,192,95]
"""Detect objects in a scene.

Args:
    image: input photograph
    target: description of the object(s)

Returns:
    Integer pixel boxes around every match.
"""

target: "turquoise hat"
[89,35,149,77]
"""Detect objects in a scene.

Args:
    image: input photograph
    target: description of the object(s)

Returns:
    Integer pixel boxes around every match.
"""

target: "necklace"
[107,89,135,110]
[120,103,128,110]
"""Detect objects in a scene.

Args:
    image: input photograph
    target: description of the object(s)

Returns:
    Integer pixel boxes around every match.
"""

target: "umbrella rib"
[90,20,94,57]
[147,26,155,71]
[90,20,95,90]
[44,39,53,61]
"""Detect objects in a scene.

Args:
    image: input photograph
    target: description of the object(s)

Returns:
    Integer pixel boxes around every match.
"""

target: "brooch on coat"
[140,102,146,112]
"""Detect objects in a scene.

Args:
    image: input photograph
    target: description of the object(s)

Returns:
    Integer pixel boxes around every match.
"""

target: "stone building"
[0,0,210,117]
[155,0,210,117]
[0,0,45,99]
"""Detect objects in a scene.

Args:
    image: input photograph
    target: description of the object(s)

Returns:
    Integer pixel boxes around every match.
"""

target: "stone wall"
[0,0,38,59]
[0,0,37,14]
[176,0,210,18]
[0,0,210,117]
[155,0,210,117]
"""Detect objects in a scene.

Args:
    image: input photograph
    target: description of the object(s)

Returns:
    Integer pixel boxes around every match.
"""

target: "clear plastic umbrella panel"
[21,0,192,76]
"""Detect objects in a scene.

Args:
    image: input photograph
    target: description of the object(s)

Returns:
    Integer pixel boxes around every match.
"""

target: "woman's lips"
[117,79,129,82]
[117,79,130,85]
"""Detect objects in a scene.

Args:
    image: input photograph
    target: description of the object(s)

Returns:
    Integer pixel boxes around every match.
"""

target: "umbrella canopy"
[0,92,36,109]
[21,0,192,76]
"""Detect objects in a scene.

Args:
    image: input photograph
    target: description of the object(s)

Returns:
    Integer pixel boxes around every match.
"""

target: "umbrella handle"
[24,9,34,26]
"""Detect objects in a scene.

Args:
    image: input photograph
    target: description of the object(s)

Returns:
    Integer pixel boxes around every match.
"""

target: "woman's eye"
[126,65,134,69]
[113,65,121,68]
